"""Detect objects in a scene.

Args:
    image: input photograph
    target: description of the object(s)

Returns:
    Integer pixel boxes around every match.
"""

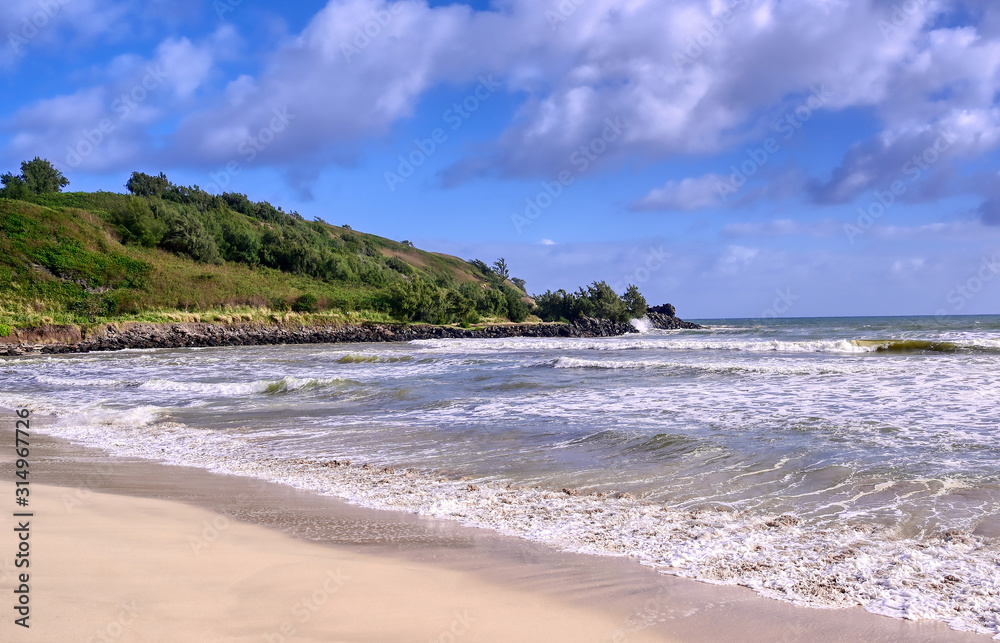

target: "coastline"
[0,311,703,355]
[0,430,987,642]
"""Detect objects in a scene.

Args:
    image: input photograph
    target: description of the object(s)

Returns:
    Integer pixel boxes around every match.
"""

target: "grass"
[0,195,504,330]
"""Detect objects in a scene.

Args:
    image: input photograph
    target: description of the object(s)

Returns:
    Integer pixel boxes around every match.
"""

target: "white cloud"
[723,218,845,238]
[10,0,1000,214]
[0,0,134,69]
[3,28,231,172]
[632,173,728,211]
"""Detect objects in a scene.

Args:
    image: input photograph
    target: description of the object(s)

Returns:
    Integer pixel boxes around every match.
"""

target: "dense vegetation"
[0,160,649,331]
[533,283,647,323]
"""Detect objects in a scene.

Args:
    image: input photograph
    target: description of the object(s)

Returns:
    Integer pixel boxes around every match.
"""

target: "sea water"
[2,315,999,637]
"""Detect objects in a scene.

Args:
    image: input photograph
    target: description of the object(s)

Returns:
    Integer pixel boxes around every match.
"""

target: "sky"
[2,0,1000,319]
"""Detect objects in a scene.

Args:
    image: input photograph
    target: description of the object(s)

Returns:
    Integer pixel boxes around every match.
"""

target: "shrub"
[160,208,223,264]
[107,196,167,247]
[504,287,530,323]
[389,278,447,323]
[532,282,647,323]
[0,324,12,337]
[386,256,414,276]
[292,293,318,313]
[102,290,143,316]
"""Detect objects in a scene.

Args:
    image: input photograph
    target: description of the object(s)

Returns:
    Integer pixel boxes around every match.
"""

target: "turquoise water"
[3,315,999,636]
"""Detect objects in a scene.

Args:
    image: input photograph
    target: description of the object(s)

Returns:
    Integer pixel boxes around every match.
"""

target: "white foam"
[137,376,351,396]
[629,316,654,334]
[28,406,1000,640]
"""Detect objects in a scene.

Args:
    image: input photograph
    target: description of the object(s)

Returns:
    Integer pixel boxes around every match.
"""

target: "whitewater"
[2,315,998,637]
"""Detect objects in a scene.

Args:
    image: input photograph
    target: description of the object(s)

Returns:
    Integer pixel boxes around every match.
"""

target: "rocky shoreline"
[0,309,704,356]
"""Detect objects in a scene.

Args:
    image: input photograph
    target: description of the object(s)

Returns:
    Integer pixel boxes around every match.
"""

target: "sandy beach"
[0,431,986,642]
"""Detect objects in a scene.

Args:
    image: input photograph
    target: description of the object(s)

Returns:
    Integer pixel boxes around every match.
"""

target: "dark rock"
[646,312,704,330]
[648,303,676,317]
[0,312,707,356]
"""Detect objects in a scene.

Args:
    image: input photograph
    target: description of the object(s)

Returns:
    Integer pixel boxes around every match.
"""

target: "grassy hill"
[0,182,529,334]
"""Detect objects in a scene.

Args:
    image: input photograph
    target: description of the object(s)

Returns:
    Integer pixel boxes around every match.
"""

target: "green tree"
[587,281,627,321]
[1,158,69,196]
[0,173,30,199]
[621,284,648,319]
[504,287,530,322]
[492,257,510,282]
[21,157,69,194]
[125,171,172,197]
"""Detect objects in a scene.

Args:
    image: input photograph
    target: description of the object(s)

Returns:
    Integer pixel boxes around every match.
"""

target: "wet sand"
[0,432,988,642]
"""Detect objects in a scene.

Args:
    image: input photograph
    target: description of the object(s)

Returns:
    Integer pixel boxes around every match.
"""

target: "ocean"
[3,315,999,638]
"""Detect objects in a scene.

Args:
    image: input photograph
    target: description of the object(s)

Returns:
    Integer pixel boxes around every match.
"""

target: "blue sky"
[3,0,1000,318]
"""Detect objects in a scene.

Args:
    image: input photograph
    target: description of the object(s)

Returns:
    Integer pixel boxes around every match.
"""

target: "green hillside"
[0,172,534,332]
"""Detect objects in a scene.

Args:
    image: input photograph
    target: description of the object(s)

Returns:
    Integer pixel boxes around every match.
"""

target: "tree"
[0,173,29,199]
[125,171,172,197]
[492,257,510,282]
[587,281,627,321]
[621,284,648,319]
[0,158,68,196]
[504,287,530,322]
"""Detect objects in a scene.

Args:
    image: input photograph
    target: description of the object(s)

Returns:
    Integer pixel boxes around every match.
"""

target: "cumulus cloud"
[9,0,1000,210]
[2,30,232,172]
[1,0,135,69]
[631,174,728,211]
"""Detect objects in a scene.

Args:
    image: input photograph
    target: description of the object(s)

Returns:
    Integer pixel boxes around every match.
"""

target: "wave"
[336,354,415,364]
[550,356,881,376]
[138,376,358,396]
[35,375,140,388]
[853,339,1000,353]
[414,336,1000,355]
[629,316,655,333]
[28,407,1000,639]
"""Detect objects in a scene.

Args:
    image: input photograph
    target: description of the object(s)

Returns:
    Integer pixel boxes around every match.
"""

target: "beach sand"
[0,432,988,642]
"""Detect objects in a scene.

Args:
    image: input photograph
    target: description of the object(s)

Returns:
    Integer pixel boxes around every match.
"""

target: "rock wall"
[0,316,651,355]
[0,311,704,356]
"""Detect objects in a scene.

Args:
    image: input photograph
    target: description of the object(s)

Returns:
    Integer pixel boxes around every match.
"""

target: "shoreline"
[1,430,987,642]
[0,311,703,355]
